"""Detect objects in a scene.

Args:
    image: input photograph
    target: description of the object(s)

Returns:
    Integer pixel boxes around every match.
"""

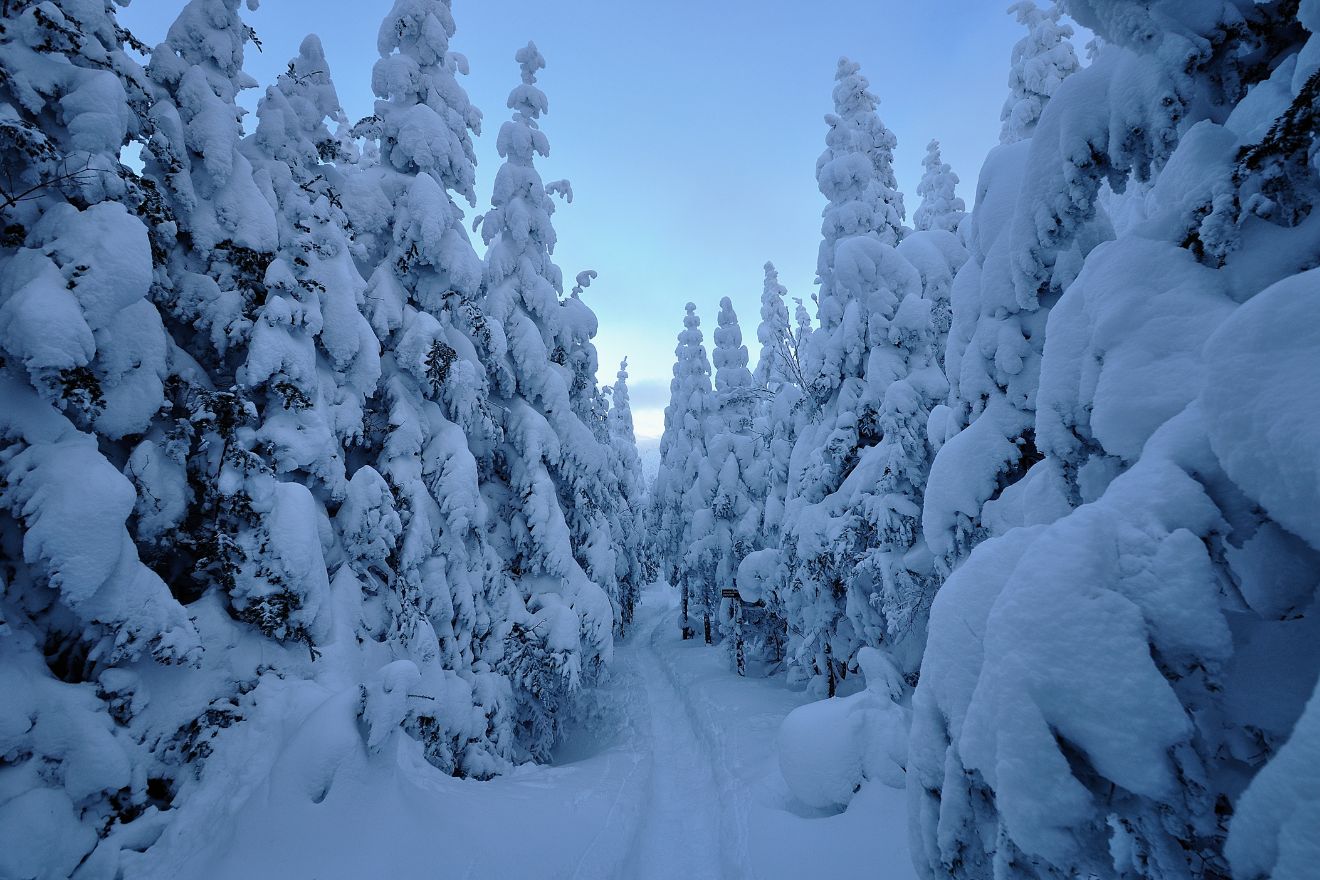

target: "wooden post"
[680,581,693,640]
[722,587,744,676]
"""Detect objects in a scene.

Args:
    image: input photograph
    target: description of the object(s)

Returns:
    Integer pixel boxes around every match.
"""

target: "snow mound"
[777,648,909,811]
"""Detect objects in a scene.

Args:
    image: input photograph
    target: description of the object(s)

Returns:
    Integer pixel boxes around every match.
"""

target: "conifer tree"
[477,42,615,757]
[781,58,921,695]
[752,262,793,390]
[999,1,1080,145]
[690,298,765,657]
[913,139,965,234]
[913,4,1317,878]
[751,263,807,546]
[921,0,1091,579]
[346,0,515,773]
[651,302,715,640]
[606,358,646,633]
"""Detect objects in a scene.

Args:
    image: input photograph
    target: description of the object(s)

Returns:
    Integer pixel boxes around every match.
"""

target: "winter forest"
[1,0,1318,877]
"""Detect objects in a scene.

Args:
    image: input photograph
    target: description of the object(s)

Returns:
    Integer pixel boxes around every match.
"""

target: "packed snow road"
[143,583,914,879]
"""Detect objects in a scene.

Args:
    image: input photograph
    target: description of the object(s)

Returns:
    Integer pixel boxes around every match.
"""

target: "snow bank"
[778,648,909,811]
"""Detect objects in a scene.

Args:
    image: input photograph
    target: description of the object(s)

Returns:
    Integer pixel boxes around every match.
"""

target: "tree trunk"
[680,582,693,640]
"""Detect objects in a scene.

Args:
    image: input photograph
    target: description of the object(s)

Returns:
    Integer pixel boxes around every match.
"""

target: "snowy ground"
[144,583,914,879]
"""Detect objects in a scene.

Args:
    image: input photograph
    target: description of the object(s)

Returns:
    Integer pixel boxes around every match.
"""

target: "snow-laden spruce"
[650,302,716,641]
[688,298,762,656]
[912,139,965,234]
[750,263,809,553]
[476,41,618,758]
[778,56,925,696]
[605,358,648,634]
[343,0,524,776]
[920,0,1090,578]
[0,1,646,874]
[999,0,1081,145]
[910,2,1320,878]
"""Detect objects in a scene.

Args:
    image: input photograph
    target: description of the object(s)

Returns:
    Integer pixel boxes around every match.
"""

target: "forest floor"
[149,583,914,879]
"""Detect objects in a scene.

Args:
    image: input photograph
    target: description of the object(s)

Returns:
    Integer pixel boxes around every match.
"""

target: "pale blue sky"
[121,0,1060,438]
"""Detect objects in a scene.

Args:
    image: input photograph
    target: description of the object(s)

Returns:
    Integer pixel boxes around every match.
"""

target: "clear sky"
[120,0,1053,439]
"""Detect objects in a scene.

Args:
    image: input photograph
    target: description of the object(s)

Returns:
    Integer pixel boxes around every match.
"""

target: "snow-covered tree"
[780,58,919,695]
[913,139,965,234]
[339,0,520,774]
[920,0,1097,581]
[752,263,812,538]
[651,302,715,640]
[605,358,647,633]
[0,5,207,869]
[999,1,1080,145]
[477,42,615,758]
[752,262,793,389]
[911,3,1320,879]
[685,297,760,650]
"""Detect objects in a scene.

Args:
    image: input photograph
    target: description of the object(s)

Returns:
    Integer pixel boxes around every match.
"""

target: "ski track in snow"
[620,594,739,879]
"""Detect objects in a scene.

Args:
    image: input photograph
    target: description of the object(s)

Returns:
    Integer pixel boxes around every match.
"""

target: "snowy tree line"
[652,1,1320,878]
[0,0,649,875]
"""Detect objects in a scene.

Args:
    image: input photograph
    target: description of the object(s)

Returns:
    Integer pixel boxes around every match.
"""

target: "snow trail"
[141,582,915,879]
[621,596,731,878]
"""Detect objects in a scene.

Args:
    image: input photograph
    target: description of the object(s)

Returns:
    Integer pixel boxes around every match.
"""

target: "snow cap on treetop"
[508,41,549,121]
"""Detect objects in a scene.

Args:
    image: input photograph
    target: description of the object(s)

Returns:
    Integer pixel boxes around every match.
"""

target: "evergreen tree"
[477,42,615,758]
[0,5,208,867]
[651,302,715,640]
[781,58,920,695]
[752,262,793,389]
[921,0,1094,580]
[913,139,965,234]
[912,4,1319,878]
[348,0,514,774]
[750,263,807,545]
[606,358,646,634]
[999,1,1080,145]
[689,297,760,648]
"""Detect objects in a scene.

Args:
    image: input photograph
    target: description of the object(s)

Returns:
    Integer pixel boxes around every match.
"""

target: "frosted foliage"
[753,262,794,388]
[651,303,715,639]
[0,1,639,873]
[373,0,481,202]
[999,1,1080,145]
[776,56,946,695]
[478,41,617,756]
[913,140,965,234]
[713,296,754,423]
[606,359,647,632]
[816,58,904,254]
[912,4,1320,879]
[699,298,762,649]
[1229,687,1320,880]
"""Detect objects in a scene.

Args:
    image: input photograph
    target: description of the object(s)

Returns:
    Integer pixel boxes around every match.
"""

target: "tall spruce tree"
[781,58,921,695]
[999,1,1080,145]
[690,297,760,647]
[606,358,646,633]
[477,42,614,758]
[346,0,516,774]
[912,4,1319,879]
[0,5,205,870]
[913,139,965,234]
[651,302,715,640]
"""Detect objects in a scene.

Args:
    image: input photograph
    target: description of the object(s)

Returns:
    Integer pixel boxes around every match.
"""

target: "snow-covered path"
[622,609,730,878]
[149,583,915,879]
